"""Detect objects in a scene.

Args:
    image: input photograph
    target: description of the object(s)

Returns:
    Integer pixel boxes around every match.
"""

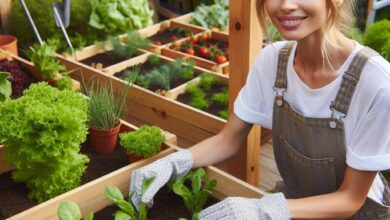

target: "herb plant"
[89,0,153,35]
[86,67,138,130]
[0,72,12,101]
[186,85,210,110]
[108,31,151,58]
[0,83,89,202]
[28,43,67,79]
[56,75,73,91]
[58,201,94,220]
[119,125,165,158]
[170,168,217,220]
[147,54,160,66]
[191,0,229,30]
[105,178,154,220]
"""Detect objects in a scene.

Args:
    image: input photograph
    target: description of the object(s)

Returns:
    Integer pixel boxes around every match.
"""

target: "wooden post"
[228,0,262,186]
[0,0,12,33]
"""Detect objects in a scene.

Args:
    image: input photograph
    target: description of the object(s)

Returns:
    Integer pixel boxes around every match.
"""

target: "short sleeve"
[233,43,282,129]
[346,88,390,171]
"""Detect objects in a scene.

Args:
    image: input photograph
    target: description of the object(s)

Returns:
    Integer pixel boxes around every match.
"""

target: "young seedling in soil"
[170,168,217,220]
[105,177,155,220]
[58,201,94,220]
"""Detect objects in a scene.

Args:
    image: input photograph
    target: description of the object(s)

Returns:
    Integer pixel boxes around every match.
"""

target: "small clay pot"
[0,35,18,57]
[88,123,121,155]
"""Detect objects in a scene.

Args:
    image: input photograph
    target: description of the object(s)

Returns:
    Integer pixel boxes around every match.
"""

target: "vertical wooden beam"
[228,0,262,186]
[0,0,12,33]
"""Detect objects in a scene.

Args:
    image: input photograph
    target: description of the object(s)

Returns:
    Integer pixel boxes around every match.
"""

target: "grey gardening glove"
[198,193,290,220]
[129,149,193,210]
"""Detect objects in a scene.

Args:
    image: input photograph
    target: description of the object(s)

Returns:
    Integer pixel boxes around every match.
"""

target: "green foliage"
[0,83,89,202]
[363,20,390,61]
[8,0,94,48]
[107,31,151,57]
[186,84,209,110]
[58,201,94,220]
[147,54,160,66]
[119,125,165,158]
[191,0,229,30]
[211,89,228,106]
[89,0,153,35]
[170,168,217,220]
[105,179,154,220]
[0,72,12,101]
[28,43,67,79]
[218,109,228,119]
[135,59,195,91]
[198,73,220,90]
[56,75,73,91]
[86,68,138,129]
[266,23,283,42]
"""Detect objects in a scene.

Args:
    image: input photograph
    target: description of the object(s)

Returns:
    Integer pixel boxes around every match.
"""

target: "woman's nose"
[280,0,299,13]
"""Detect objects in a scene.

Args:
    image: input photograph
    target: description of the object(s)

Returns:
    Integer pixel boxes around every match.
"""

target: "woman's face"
[265,0,330,41]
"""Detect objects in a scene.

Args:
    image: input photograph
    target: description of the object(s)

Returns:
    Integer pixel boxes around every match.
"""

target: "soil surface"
[114,60,195,93]
[79,51,133,69]
[0,141,129,219]
[176,83,228,119]
[94,186,220,220]
[148,27,194,45]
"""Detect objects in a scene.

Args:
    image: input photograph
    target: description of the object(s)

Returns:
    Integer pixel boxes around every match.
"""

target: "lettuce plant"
[119,125,165,158]
[0,72,12,101]
[58,201,94,220]
[0,83,89,202]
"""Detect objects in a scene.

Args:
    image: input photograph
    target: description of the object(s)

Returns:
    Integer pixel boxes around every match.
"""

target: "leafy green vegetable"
[186,85,210,110]
[58,201,94,220]
[171,168,217,220]
[191,0,229,30]
[89,0,154,35]
[211,89,228,106]
[28,43,67,79]
[107,31,151,57]
[119,125,165,158]
[147,54,160,66]
[363,20,390,61]
[105,179,154,220]
[56,75,73,91]
[86,67,138,129]
[0,83,89,202]
[0,72,12,101]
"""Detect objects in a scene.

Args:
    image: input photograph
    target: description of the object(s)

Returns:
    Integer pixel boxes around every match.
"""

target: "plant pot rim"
[0,35,17,47]
[89,122,121,132]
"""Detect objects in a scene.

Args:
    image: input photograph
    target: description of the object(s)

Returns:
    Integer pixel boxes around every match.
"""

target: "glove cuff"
[166,149,193,181]
[258,193,291,220]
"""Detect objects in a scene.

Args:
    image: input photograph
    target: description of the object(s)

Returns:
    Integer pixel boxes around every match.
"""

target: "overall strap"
[274,41,295,90]
[330,47,379,116]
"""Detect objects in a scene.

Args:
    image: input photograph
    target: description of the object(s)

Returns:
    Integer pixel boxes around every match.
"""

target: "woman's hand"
[198,193,290,220]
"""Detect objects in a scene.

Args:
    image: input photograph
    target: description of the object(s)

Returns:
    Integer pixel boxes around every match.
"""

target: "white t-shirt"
[234,41,390,204]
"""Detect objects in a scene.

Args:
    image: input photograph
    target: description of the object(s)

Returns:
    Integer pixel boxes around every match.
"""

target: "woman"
[129,0,390,219]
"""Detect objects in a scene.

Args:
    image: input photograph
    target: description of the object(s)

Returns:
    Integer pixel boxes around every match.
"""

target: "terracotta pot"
[0,35,18,57]
[128,153,144,163]
[88,123,121,155]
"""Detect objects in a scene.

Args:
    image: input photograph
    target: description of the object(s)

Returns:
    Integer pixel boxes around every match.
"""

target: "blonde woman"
[129,0,390,219]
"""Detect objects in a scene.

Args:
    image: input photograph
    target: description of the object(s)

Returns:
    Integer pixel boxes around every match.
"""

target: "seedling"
[58,201,94,220]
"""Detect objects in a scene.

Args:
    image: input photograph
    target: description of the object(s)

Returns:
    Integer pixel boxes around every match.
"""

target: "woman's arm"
[288,166,378,219]
[189,112,253,168]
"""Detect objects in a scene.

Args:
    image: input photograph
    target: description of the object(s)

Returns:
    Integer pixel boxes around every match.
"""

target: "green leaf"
[84,212,94,220]
[0,72,11,101]
[115,200,138,218]
[105,185,124,202]
[114,210,131,220]
[58,201,81,220]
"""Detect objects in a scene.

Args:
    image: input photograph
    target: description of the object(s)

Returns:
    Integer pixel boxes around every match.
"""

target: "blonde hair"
[257,0,356,71]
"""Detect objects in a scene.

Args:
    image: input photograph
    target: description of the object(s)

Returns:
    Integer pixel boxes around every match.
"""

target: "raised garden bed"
[162,30,229,74]
[0,120,176,219]
[127,20,205,55]
[6,146,266,220]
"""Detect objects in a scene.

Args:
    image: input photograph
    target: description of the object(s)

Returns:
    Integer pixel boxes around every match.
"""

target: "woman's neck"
[293,31,355,89]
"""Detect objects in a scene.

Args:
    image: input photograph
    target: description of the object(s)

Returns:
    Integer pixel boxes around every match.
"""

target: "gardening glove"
[198,193,290,220]
[129,149,193,210]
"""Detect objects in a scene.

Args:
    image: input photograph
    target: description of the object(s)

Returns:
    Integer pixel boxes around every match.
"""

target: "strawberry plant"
[170,168,217,220]
[0,83,89,202]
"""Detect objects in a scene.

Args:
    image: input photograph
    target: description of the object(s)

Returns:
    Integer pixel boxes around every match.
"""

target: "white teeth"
[281,19,302,25]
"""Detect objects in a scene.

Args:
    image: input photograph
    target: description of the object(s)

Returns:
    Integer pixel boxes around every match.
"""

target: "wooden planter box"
[172,13,229,33]
[7,146,266,219]
[0,120,177,219]
[63,44,148,76]
[121,20,205,55]
[0,50,80,91]
[162,30,229,74]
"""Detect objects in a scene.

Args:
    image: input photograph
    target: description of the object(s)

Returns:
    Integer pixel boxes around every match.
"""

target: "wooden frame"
[7,145,266,219]
[162,30,230,74]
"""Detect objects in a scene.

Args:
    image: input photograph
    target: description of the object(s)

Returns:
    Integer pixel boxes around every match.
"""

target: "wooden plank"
[229,0,262,185]
[0,0,11,32]
[103,52,150,75]
[10,146,265,219]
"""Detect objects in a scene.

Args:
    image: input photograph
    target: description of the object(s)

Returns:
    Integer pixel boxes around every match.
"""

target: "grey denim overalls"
[272,42,390,219]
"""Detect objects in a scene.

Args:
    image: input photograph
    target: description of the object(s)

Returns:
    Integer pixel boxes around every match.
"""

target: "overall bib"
[272,42,390,219]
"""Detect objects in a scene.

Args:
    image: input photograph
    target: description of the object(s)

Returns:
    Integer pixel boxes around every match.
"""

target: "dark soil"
[149,27,194,45]
[0,141,129,219]
[114,60,196,93]
[79,51,133,69]
[94,186,220,220]
[177,83,228,119]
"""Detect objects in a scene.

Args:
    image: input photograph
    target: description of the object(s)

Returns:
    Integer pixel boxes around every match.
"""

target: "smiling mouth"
[276,16,308,29]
